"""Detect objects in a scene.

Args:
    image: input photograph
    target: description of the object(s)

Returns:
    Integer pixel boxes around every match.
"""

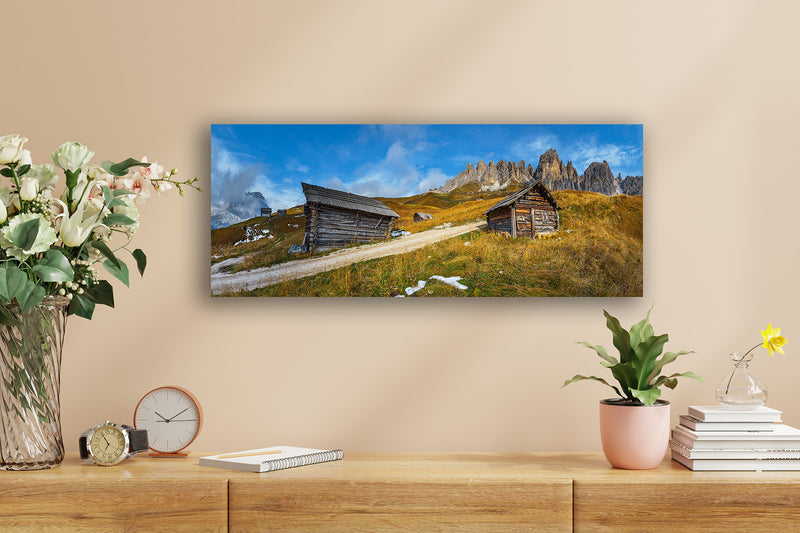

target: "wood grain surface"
[3,452,800,532]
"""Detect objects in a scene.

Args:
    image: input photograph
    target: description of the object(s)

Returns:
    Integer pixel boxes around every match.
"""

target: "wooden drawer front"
[230,479,572,532]
[574,481,800,532]
[0,478,228,532]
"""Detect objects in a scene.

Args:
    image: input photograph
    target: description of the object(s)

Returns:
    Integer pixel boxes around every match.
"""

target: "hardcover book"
[687,405,782,423]
[678,415,775,432]
[671,424,800,450]
[671,451,800,471]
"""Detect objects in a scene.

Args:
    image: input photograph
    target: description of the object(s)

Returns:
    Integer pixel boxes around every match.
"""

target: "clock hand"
[166,408,189,422]
[154,411,169,422]
[155,418,198,423]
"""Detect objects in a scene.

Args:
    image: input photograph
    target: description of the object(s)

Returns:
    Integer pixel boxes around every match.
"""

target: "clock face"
[89,425,127,464]
[134,386,203,453]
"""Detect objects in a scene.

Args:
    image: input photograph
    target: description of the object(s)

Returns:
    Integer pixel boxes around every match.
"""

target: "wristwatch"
[79,420,149,466]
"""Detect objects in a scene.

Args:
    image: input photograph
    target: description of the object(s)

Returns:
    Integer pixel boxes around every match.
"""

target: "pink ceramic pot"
[599,399,670,469]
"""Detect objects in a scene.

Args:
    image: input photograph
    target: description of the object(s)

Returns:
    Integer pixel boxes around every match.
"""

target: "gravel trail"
[211,221,485,295]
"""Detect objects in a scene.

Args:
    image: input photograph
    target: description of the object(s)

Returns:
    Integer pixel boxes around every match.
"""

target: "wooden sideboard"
[1,452,799,531]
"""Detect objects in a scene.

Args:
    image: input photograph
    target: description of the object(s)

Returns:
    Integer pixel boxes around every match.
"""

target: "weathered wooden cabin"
[302,182,400,251]
[484,180,559,238]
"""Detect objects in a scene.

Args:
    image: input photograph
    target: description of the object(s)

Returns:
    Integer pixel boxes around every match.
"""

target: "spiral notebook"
[198,446,343,473]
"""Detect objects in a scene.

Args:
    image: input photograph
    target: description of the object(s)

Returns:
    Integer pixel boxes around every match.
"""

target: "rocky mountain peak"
[438,149,642,197]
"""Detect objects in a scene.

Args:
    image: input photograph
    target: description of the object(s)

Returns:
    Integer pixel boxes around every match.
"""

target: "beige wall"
[6,0,799,453]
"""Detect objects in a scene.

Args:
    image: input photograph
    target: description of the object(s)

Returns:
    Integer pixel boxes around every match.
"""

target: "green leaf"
[630,387,661,406]
[577,341,619,366]
[102,213,136,226]
[0,305,20,327]
[106,198,126,208]
[608,362,637,398]
[101,184,114,204]
[69,293,95,319]
[628,305,653,350]
[632,333,669,389]
[0,264,30,304]
[90,240,121,269]
[653,372,704,389]
[0,168,14,178]
[645,350,695,385]
[84,279,114,308]
[132,249,146,276]
[101,158,150,177]
[11,218,40,250]
[604,310,633,364]
[17,284,45,312]
[562,374,624,399]
[103,257,129,287]
[32,249,74,283]
[16,164,30,176]
[112,188,135,197]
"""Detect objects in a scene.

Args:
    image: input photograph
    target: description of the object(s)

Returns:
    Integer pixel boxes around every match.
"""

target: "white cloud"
[286,157,310,174]
[211,135,305,212]
[510,134,560,161]
[569,140,643,176]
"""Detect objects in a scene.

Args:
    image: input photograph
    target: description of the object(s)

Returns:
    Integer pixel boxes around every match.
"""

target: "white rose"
[18,178,38,201]
[0,197,6,224]
[17,149,32,167]
[51,142,94,172]
[0,135,28,165]
[0,212,58,260]
[26,163,59,190]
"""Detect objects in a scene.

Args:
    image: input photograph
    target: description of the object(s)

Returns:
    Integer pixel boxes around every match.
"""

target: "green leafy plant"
[563,308,702,406]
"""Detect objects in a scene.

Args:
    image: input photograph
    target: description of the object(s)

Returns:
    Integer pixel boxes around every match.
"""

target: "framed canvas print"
[210,124,643,297]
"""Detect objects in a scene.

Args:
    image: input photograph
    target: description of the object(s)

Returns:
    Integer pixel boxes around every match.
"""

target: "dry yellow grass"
[229,191,643,297]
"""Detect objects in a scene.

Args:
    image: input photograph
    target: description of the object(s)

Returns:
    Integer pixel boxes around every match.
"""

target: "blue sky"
[211,124,643,210]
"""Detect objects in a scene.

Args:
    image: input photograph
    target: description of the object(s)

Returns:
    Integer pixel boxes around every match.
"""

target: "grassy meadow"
[212,189,643,297]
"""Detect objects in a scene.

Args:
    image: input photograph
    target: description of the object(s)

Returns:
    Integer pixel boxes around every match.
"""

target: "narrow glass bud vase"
[715,352,767,407]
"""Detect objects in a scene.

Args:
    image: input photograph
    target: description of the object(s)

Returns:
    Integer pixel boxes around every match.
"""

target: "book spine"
[262,449,344,472]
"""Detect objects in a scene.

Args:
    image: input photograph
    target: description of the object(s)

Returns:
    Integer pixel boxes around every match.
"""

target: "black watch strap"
[128,428,149,453]
[79,435,89,459]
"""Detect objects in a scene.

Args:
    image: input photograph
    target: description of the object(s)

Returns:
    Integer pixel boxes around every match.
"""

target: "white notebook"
[199,446,343,473]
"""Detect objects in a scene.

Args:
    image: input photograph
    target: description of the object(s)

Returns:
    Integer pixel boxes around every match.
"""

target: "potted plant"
[563,308,702,469]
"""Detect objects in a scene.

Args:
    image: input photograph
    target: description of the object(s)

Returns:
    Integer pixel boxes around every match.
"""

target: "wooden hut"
[302,182,400,251]
[484,180,559,238]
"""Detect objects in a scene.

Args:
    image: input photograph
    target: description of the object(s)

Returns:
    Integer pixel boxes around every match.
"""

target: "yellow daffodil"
[761,323,788,356]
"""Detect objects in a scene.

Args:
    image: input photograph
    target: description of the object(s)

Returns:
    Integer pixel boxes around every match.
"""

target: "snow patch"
[400,275,468,295]
[405,280,427,295]
[235,227,272,246]
[391,230,411,238]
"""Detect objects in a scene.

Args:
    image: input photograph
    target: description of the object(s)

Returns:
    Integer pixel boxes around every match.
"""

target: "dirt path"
[211,221,486,294]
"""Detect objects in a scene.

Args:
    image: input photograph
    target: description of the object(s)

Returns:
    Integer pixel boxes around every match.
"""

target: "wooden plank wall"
[486,206,513,234]
[487,188,558,238]
[517,189,558,236]
[306,203,394,250]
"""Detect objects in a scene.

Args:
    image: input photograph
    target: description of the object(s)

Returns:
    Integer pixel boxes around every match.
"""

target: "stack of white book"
[671,405,800,471]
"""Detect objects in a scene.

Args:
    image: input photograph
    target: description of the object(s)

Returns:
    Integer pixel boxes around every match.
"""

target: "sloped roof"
[484,180,559,215]
[302,182,399,218]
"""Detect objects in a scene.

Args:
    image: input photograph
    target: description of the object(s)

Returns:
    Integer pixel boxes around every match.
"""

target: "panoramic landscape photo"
[210,124,643,297]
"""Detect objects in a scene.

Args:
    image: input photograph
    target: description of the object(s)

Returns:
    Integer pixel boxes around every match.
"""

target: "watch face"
[89,425,127,465]
[134,386,202,453]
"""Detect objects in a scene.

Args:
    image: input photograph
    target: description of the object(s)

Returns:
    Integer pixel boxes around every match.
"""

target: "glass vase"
[715,352,768,407]
[0,297,69,470]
